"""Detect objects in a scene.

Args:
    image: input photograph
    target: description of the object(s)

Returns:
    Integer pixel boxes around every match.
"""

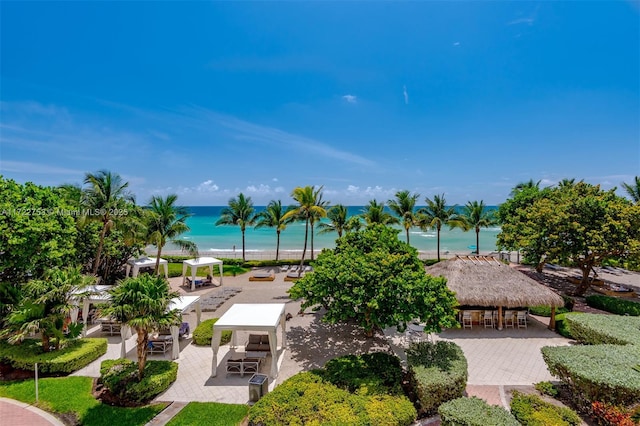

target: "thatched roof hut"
[425,256,564,309]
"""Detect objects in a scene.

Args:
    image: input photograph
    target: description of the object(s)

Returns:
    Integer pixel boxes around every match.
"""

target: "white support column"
[218,263,224,285]
[162,262,169,279]
[195,300,202,325]
[82,298,90,337]
[171,325,179,360]
[268,329,278,377]
[211,328,222,377]
[120,326,128,359]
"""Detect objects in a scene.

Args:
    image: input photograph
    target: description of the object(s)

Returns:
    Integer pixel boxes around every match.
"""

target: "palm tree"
[510,179,541,196]
[308,189,329,260]
[388,190,420,245]
[622,176,640,203]
[417,194,457,261]
[282,186,327,272]
[82,170,135,275]
[101,275,180,380]
[360,199,398,226]
[146,194,198,273]
[455,200,497,254]
[215,193,256,262]
[318,204,349,238]
[254,200,294,261]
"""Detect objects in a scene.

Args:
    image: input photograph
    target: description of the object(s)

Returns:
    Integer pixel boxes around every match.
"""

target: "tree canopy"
[288,224,458,337]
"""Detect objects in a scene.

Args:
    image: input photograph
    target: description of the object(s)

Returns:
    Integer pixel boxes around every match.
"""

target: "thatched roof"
[425,256,564,308]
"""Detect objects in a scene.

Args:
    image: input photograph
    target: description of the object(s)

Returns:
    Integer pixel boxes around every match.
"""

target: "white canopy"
[167,295,201,360]
[182,257,223,291]
[126,257,168,279]
[211,303,286,378]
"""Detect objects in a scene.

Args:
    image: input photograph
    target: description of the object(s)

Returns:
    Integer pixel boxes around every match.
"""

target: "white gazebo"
[167,295,202,360]
[182,257,224,291]
[71,284,113,337]
[211,303,286,378]
[126,257,168,279]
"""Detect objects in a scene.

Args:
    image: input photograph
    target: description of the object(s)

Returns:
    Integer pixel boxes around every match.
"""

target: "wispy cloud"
[453,42,460,46]
[403,86,409,105]
[0,160,84,176]
[342,94,357,104]
[508,5,539,26]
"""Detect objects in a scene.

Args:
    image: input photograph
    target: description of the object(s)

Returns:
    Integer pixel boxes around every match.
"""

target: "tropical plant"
[317,204,349,238]
[388,190,420,245]
[344,215,364,233]
[622,176,640,203]
[254,200,294,261]
[455,200,496,254]
[308,188,329,260]
[417,194,457,261]
[146,194,197,273]
[283,186,327,271]
[510,179,541,196]
[360,199,398,226]
[100,275,180,380]
[215,193,256,262]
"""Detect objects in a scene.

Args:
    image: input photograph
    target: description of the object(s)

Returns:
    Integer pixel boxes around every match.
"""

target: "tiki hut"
[425,256,564,330]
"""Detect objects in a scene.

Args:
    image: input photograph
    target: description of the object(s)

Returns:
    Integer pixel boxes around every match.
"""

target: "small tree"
[289,224,459,337]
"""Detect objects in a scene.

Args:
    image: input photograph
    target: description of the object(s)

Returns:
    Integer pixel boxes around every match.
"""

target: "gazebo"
[425,256,565,330]
[167,295,201,360]
[126,257,169,279]
[182,257,224,291]
[211,303,287,378]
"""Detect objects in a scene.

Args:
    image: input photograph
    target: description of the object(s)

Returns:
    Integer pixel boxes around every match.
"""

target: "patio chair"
[483,310,494,328]
[504,310,515,328]
[226,359,243,376]
[242,358,261,375]
[462,311,473,329]
[517,311,528,329]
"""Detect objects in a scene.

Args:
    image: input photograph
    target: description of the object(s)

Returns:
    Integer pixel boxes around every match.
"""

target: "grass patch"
[166,263,250,278]
[166,401,248,426]
[192,318,232,346]
[0,376,165,426]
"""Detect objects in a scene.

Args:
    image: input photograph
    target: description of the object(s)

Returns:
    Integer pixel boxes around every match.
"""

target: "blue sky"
[1,1,638,206]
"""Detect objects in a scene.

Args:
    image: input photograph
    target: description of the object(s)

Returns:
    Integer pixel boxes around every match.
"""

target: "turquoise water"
[168,206,500,255]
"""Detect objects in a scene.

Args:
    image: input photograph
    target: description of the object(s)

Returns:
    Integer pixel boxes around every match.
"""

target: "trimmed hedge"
[586,295,640,316]
[320,352,404,396]
[510,391,581,425]
[438,397,519,426]
[0,338,107,374]
[248,371,416,426]
[529,305,570,317]
[406,341,468,415]
[563,313,640,346]
[99,359,178,404]
[192,318,232,346]
[542,344,640,408]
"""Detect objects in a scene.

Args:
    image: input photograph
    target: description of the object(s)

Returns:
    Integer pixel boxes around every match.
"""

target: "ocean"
[166,206,501,258]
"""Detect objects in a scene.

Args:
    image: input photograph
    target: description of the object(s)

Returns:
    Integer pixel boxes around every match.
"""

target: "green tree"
[388,190,420,245]
[510,179,541,196]
[289,224,459,337]
[215,193,256,262]
[622,176,640,203]
[82,170,135,276]
[317,204,349,238]
[254,200,294,261]
[283,186,327,271]
[2,266,94,352]
[100,275,180,380]
[455,200,496,254]
[307,188,329,261]
[360,200,398,226]
[417,194,457,261]
[146,194,197,273]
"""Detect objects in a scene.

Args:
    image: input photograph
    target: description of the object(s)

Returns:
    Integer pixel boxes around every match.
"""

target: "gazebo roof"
[425,256,564,308]
[214,303,286,330]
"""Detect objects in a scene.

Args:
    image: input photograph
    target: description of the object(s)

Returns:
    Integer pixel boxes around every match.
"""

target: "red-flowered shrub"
[591,401,635,426]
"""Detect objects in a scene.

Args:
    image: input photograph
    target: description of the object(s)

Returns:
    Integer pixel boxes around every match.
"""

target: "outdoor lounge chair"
[100,320,122,335]
[245,334,270,352]
[249,270,276,281]
[147,335,173,355]
[284,271,304,281]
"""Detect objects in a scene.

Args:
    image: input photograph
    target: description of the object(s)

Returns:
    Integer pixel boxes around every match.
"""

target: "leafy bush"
[321,352,404,395]
[406,341,468,415]
[542,344,640,408]
[510,391,581,425]
[534,381,559,397]
[586,295,640,316]
[100,359,178,404]
[555,313,573,338]
[248,371,416,426]
[564,313,640,346]
[0,338,107,374]
[192,318,232,346]
[591,401,637,426]
[438,396,519,426]
[529,305,570,317]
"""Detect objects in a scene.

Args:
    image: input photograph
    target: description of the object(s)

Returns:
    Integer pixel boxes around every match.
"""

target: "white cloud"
[403,86,409,105]
[453,42,460,46]
[342,94,357,104]
[508,17,534,26]
[197,180,220,192]
[272,177,278,182]
[0,160,83,176]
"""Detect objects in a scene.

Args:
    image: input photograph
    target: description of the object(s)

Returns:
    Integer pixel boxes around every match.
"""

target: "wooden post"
[498,306,503,330]
[549,306,556,330]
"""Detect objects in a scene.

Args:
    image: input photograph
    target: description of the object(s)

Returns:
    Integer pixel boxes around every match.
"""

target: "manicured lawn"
[167,263,249,277]
[166,401,248,426]
[0,376,166,426]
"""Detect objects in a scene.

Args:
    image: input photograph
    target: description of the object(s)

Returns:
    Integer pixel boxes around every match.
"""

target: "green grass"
[0,376,165,426]
[166,401,248,426]
[166,263,250,278]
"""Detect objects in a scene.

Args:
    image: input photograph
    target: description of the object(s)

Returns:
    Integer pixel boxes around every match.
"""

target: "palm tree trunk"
[276,230,280,261]
[475,227,480,254]
[299,218,309,276]
[42,333,51,353]
[310,219,315,261]
[437,226,441,261]
[93,222,108,275]
[405,226,410,245]
[136,329,148,381]
[242,230,246,262]
[155,247,162,275]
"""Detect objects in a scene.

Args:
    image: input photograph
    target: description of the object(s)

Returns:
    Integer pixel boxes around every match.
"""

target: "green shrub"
[406,341,468,415]
[0,338,107,374]
[586,295,640,316]
[510,391,581,425]
[564,313,640,346]
[542,344,640,408]
[529,305,570,317]
[554,313,573,338]
[534,381,559,397]
[438,397,519,426]
[321,352,404,396]
[192,318,232,346]
[100,359,178,403]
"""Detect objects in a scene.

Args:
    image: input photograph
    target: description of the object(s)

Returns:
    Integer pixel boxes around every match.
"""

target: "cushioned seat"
[245,334,270,352]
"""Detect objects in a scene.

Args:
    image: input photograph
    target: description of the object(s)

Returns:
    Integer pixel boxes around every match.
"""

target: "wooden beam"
[549,306,556,330]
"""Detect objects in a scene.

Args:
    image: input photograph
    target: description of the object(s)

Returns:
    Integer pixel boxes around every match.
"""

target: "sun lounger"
[280,265,290,272]
[249,270,276,281]
[100,320,122,335]
[245,334,270,352]
[284,271,304,281]
[147,335,173,355]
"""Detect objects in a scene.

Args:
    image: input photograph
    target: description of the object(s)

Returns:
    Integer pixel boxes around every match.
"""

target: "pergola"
[211,303,287,378]
[182,257,224,291]
[126,257,168,279]
[167,295,201,360]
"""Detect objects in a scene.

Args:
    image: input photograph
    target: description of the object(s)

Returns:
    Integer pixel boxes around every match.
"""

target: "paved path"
[0,397,65,426]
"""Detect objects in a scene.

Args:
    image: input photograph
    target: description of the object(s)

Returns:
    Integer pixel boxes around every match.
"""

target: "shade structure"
[167,295,201,360]
[211,303,286,378]
[70,284,112,337]
[182,257,223,290]
[126,257,168,279]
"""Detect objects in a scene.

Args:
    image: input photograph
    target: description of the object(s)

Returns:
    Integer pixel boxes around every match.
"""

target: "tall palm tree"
[282,186,327,272]
[254,200,294,261]
[308,189,329,260]
[622,176,640,203]
[146,194,198,273]
[417,194,457,261]
[318,204,349,238]
[82,170,135,275]
[455,200,496,254]
[388,190,420,245]
[215,193,256,262]
[360,199,398,226]
[101,275,180,381]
